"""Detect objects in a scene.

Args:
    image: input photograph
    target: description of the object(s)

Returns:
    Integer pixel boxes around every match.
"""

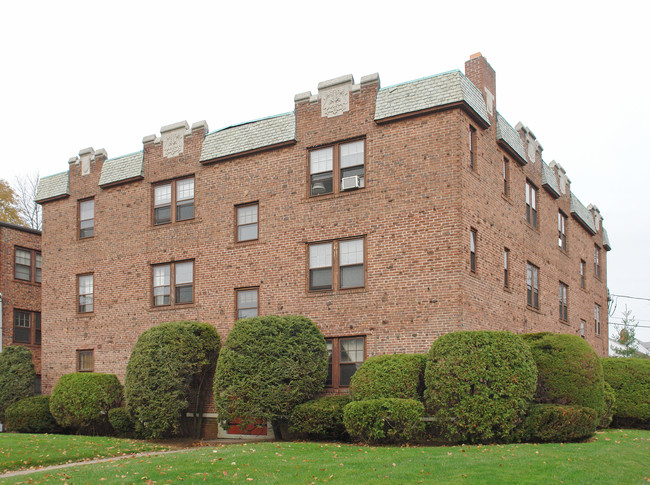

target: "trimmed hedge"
[289,396,351,441]
[0,345,36,422]
[519,404,598,442]
[602,358,650,429]
[598,382,616,429]
[343,398,424,444]
[522,333,605,413]
[5,396,61,434]
[349,353,426,401]
[214,315,327,433]
[424,331,537,443]
[108,407,135,437]
[125,321,220,438]
[50,373,123,434]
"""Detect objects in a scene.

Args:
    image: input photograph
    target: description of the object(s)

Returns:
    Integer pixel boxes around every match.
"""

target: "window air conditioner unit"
[341,175,361,191]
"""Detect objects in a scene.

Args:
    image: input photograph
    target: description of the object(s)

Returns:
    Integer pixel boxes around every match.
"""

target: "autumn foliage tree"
[0,180,23,225]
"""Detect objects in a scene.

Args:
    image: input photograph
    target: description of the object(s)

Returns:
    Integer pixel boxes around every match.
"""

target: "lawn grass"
[1,429,648,484]
[0,433,168,474]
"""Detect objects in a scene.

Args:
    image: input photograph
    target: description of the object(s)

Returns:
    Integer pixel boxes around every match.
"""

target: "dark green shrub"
[343,398,424,444]
[519,404,598,442]
[602,358,650,429]
[50,373,123,434]
[0,345,36,422]
[214,315,327,433]
[349,353,426,401]
[522,333,605,413]
[289,396,351,440]
[424,331,537,444]
[5,396,61,434]
[598,382,616,429]
[125,321,220,438]
[108,407,135,437]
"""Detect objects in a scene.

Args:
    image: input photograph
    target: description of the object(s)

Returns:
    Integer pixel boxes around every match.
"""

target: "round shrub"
[289,396,351,441]
[5,396,61,434]
[125,321,220,438]
[0,345,36,422]
[50,373,123,434]
[424,331,537,444]
[349,353,427,401]
[343,398,424,444]
[598,382,616,429]
[108,407,135,437]
[214,315,327,432]
[522,333,605,413]
[519,404,598,442]
[602,357,650,429]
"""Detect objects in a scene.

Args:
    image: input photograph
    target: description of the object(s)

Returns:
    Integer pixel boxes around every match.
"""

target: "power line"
[609,323,650,329]
[610,294,650,302]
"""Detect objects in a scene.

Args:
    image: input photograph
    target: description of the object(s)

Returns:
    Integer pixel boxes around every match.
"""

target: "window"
[79,198,94,238]
[503,158,509,196]
[14,310,41,344]
[504,248,510,288]
[470,229,477,273]
[77,350,94,372]
[78,274,94,313]
[34,375,41,395]
[594,304,601,335]
[310,140,365,196]
[580,260,586,288]
[236,288,259,319]
[153,261,194,306]
[594,245,601,279]
[236,203,258,242]
[469,126,477,170]
[15,248,41,283]
[559,282,568,322]
[326,336,365,388]
[154,177,194,225]
[525,181,537,228]
[526,263,539,309]
[309,238,365,291]
[558,212,567,251]
[580,320,586,339]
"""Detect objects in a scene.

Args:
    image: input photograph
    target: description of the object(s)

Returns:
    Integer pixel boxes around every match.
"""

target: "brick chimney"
[465,53,496,118]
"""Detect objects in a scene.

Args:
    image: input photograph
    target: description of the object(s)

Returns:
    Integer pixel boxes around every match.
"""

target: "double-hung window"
[469,126,477,170]
[504,248,510,288]
[503,158,509,196]
[594,245,601,279]
[13,310,40,345]
[154,177,194,225]
[78,274,94,313]
[594,304,601,335]
[236,288,259,319]
[310,140,365,196]
[15,248,41,283]
[470,229,477,273]
[559,282,568,321]
[527,263,539,309]
[79,198,95,238]
[525,181,538,228]
[153,261,194,306]
[580,260,586,288]
[236,203,258,242]
[558,212,567,250]
[326,336,365,388]
[309,238,365,291]
[77,350,94,372]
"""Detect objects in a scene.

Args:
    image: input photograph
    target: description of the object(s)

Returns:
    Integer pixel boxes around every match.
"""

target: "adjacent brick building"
[0,221,42,392]
[36,53,610,436]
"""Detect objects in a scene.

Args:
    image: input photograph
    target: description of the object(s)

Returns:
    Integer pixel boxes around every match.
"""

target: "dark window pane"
[79,295,94,313]
[238,223,258,242]
[310,172,333,196]
[80,219,94,238]
[175,284,193,304]
[35,313,41,345]
[340,264,364,288]
[154,286,170,306]
[238,308,258,319]
[15,265,30,281]
[14,326,31,343]
[176,202,194,221]
[310,268,332,290]
[326,340,333,387]
[154,206,171,225]
[34,375,41,395]
[340,363,362,387]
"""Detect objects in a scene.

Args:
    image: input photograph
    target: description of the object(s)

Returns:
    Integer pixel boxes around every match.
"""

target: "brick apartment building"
[36,54,610,431]
[0,221,42,392]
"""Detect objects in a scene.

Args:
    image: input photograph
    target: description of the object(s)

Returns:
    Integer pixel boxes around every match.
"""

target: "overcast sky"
[1,1,648,342]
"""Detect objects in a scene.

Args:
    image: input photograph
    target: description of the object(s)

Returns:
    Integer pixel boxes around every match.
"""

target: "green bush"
[519,404,598,442]
[50,373,123,434]
[423,331,537,444]
[602,358,650,429]
[343,398,424,444]
[214,315,327,434]
[349,353,426,401]
[5,396,61,434]
[125,321,220,439]
[0,345,36,422]
[598,382,616,429]
[289,396,351,441]
[522,333,605,413]
[108,407,135,437]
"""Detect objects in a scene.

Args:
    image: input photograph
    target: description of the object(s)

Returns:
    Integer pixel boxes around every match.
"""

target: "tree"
[13,172,41,230]
[0,179,23,225]
[613,306,639,358]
